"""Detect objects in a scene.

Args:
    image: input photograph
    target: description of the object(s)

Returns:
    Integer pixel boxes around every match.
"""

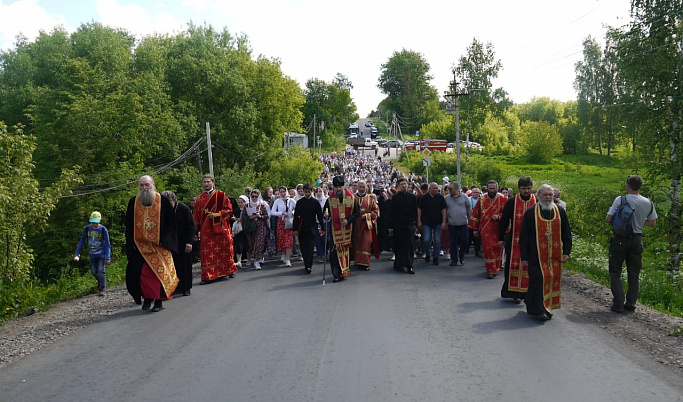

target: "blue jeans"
[448,224,469,262]
[89,254,106,291]
[422,224,441,260]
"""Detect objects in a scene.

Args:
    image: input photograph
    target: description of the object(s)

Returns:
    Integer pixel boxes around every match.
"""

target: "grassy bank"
[1,259,127,322]
[402,151,681,316]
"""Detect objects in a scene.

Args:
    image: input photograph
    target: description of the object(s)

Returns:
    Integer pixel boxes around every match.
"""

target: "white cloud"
[95,0,184,37]
[0,0,71,50]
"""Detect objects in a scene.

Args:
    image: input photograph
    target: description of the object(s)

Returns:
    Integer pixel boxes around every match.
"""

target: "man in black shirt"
[418,182,448,265]
[389,177,418,274]
[294,184,325,274]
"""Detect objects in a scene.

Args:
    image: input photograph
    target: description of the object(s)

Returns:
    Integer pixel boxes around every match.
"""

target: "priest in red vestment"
[125,175,179,312]
[468,180,507,279]
[353,180,379,271]
[193,174,238,283]
[498,176,536,302]
[323,176,360,282]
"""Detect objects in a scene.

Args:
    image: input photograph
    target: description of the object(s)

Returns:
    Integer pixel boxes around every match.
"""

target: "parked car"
[385,140,402,147]
[365,120,373,127]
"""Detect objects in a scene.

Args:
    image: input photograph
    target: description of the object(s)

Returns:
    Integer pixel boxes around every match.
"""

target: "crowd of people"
[74,148,657,322]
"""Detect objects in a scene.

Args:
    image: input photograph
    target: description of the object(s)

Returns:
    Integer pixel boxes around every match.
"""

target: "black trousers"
[393,229,415,270]
[299,232,316,269]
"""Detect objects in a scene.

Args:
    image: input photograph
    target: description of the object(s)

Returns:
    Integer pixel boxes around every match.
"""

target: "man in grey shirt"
[445,183,472,266]
[606,175,657,313]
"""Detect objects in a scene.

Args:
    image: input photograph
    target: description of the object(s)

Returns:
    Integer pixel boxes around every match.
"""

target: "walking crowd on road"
[75,146,657,323]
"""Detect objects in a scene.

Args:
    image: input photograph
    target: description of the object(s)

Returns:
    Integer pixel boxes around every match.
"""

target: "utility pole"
[444,70,468,187]
[206,122,214,176]
[312,113,316,154]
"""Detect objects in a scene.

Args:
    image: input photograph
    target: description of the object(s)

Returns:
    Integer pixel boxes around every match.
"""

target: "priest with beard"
[125,175,179,312]
[498,176,536,302]
[519,184,572,322]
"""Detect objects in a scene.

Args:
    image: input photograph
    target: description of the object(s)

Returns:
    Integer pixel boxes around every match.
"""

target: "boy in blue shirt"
[74,211,111,296]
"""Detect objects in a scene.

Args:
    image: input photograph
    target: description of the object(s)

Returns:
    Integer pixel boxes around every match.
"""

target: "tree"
[609,0,683,276]
[520,121,563,163]
[302,75,358,145]
[378,49,438,134]
[454,38,510,138]
[0,123,79,282]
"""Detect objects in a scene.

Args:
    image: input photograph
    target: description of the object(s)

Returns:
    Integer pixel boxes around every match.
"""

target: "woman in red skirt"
[271,186,296,266]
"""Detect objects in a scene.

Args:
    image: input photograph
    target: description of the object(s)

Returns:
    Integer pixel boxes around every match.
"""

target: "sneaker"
[390,254,395,261]
[449,260,457,266]
[460,259,465,265]
[259,257,265,263]
[624,305,636,313]
[254,261,261,270]
[281,254,286,262]
[98,290,105,297]
[235,260,242,268]
[425,254,431,263]
[439,250,444,256]
[285,260,292,267]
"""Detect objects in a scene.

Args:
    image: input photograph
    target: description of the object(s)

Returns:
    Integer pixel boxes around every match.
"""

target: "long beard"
[488,191,497,199]
[539,200,554,212]
[138,189,156,206]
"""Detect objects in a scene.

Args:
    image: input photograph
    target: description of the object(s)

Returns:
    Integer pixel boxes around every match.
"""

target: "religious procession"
[96,149,656,324]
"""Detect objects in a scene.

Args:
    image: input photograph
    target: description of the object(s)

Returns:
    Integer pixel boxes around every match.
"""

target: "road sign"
[423,157,431,166]
[421,147,432,158]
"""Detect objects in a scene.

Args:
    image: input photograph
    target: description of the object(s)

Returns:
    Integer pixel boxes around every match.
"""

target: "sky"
[0,0,634,116]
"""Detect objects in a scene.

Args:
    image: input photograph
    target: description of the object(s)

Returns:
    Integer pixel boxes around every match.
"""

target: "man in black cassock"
[520,184,572,321]
[162,190,196,296]
[125,175,178,312]
[293,183,325,274]
[389,177,418,274]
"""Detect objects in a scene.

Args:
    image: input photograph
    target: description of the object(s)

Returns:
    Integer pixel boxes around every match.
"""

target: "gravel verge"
[2,266,683,374]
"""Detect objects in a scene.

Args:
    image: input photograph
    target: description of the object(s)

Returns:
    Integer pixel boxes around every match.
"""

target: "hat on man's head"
[443,176,449,183]
[89,211,102,223]
[332,176,345,187]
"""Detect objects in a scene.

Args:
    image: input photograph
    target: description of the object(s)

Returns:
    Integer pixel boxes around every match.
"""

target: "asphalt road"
[2,253,682,402]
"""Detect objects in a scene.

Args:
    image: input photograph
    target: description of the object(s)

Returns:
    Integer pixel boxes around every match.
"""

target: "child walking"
[74,211,111,296]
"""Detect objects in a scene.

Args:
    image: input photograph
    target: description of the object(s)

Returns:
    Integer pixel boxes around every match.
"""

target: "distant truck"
[347,136,378,149]
[404,139,448,152]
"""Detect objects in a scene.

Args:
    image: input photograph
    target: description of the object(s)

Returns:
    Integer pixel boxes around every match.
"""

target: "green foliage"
[303,75,358,135]
[455,38,510,134]
[0,123,81,282]
[259,146,323,189]
[0,258,127,322]
[378,49,438,134]
[519,121,563,163]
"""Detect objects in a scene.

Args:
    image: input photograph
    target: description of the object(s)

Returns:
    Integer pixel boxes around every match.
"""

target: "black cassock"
[124,194,178,304]
[172,202,196,294]
[390,190,418,271]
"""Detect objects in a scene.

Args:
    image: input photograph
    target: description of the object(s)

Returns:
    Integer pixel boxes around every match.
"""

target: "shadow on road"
[471,311,542,334]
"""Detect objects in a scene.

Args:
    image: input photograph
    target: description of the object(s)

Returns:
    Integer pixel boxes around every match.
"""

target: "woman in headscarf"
[245,189,269,270]
[271,186,296,267]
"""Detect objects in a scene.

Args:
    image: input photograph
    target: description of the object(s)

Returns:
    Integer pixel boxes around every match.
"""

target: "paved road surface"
[1,253,682,401]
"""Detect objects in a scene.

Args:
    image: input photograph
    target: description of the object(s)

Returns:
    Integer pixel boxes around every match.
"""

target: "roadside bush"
[520,121,563,163]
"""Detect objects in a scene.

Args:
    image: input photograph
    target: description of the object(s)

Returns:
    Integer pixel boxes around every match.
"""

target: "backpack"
[611,196,634,237]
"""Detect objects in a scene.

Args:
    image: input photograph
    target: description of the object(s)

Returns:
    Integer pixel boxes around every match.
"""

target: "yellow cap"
[89,211,102,223]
